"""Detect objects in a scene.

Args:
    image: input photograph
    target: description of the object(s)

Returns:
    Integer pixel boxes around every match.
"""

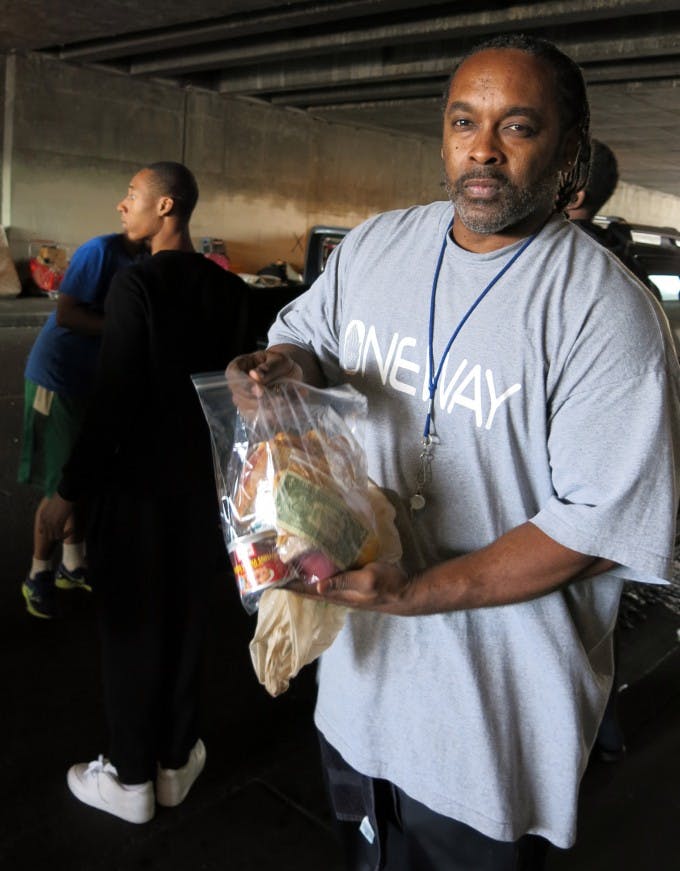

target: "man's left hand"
[287,562,414,614]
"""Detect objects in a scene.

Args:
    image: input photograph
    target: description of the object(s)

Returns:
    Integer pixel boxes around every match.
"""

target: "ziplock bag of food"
[249,480,402,695]
[193,374,383,613]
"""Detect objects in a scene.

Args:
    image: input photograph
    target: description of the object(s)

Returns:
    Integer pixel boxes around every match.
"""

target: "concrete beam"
[130,0,680,76]
[56,0,450,63]
[252,54,680,106]
[217,31,680,96]
[584,58,680,84]
[268,78,447,106]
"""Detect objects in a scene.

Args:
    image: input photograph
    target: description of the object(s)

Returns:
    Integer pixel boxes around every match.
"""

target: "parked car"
[593,216,680,355]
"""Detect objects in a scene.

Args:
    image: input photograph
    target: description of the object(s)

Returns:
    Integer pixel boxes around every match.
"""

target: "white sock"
[62,542,86,571]
[121,782,151,791]
[30,558,52,578]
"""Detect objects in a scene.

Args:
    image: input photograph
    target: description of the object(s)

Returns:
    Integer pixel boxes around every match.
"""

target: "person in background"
[228,35,680,870]
[18,232,140,618]
[41,161,258,824]
[566,138,656,765]
[566,138,661,299]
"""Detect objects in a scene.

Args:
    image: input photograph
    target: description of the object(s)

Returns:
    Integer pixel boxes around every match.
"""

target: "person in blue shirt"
[18,232,140,618]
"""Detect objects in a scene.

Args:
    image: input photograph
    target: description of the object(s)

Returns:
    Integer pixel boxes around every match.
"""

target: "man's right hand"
[225,348,304,414]
[226,343,325,413]
[227,349,303,393]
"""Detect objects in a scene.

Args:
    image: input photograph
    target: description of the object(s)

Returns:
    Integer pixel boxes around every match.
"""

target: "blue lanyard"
[423,220,540,439]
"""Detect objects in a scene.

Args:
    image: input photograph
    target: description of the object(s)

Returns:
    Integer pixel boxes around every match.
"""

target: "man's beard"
[445,167,560,235]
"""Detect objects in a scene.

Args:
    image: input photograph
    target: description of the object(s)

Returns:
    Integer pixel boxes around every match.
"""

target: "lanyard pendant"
[410,433,437,513]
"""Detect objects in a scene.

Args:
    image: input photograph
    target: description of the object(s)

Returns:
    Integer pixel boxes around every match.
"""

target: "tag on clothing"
[33,385,54,416]
[359,815,375,844]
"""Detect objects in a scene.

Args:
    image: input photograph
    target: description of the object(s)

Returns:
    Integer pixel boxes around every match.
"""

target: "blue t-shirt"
[25,234,136,397]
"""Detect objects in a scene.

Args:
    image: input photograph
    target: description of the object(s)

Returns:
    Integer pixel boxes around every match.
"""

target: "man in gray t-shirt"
[228,35,680,871]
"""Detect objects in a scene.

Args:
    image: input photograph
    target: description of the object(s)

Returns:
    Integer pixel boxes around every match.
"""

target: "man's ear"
[158,196,174,217]
[566,189,586,210]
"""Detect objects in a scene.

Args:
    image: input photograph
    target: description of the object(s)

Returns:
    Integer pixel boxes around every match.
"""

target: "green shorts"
[17,379,88,497]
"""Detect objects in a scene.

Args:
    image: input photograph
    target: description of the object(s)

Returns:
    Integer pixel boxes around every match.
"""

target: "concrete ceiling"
[3,1,680,195]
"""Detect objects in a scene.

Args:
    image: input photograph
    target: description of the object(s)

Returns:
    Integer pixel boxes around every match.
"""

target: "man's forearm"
[400,522,616,614]
[310,521,617,615]
[56,299,104,336]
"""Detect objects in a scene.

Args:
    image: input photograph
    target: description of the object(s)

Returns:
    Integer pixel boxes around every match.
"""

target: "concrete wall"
[602,182,680,232]
[8,53,187,260]
[185,89,442,271]
[0,55,5,212]
[4,50,680,275]
[4,51,443,273]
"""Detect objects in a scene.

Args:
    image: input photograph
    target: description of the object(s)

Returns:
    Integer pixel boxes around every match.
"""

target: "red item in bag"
[29,258,65,292]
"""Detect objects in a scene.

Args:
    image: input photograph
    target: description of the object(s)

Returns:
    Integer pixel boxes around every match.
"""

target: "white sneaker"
[155,738,206,807]
[67,756,154,824]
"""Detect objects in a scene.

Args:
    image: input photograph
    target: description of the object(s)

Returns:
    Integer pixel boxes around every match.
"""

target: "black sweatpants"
[88,487,218,784]
[319,733,549,871]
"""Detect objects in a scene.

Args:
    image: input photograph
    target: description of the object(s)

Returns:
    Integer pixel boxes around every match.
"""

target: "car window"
[650,275,680,301]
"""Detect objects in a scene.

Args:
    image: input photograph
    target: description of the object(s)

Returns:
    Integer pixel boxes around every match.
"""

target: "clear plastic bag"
[193,374,380,613]
[248,481,403,695]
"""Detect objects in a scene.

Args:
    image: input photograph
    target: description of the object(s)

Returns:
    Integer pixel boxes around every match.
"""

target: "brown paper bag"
[249,591,348,696]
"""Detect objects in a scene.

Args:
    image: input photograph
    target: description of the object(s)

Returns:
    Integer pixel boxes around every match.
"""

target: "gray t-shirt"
[268,202,680,848]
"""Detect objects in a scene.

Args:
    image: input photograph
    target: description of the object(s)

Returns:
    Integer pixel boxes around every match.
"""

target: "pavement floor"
[2,558,678,871]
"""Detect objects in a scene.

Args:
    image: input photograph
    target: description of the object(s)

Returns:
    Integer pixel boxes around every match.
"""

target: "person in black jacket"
[42,162,258,823]
[567,141,642,765]
[566,138,661,299]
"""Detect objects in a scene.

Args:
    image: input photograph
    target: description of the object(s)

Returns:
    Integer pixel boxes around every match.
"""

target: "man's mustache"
[456,169,509,186]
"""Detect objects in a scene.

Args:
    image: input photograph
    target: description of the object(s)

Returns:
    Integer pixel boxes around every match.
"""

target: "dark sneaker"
[22,571,56,619]
[55,563,92,592]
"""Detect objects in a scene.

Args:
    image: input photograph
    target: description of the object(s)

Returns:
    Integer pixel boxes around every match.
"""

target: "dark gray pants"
[319,733,549,871]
